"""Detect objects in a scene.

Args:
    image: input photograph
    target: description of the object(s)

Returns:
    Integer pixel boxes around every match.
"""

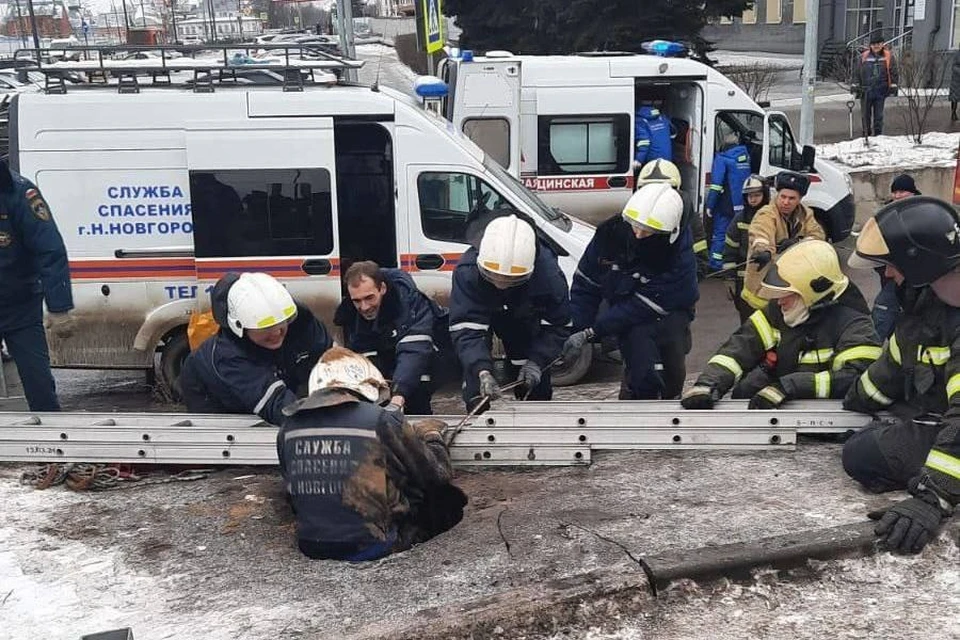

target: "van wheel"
[158,329,190,403]
[552,346,593,387]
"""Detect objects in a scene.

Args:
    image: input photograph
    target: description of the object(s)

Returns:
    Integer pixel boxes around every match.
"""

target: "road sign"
[416,0,443,54]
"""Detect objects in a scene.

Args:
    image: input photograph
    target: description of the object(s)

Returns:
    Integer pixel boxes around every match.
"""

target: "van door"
[761,110,803,175]
[186,117,342,325]
[452,59,521,173]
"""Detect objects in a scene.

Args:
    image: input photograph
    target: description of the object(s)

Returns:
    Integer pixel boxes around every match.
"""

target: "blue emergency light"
[641,40,687,57]
[414,75,449,99]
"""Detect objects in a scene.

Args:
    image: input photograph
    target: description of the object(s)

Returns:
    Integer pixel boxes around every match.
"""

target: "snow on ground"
[711,49,804,70]
[355,43,419,92]
[817,132,960,170]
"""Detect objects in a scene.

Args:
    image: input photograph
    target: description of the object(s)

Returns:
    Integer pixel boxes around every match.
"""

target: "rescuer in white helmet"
[637,158,709,275]
[278,346,467,561]
[179,271,334,425]
[565,182,699,399]
[448,214,572,411]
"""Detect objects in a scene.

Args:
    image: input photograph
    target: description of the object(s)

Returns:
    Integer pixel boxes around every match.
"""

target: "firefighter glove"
[874,491,948,554]
[749,384,787,410]
[681,385,718,410]
[45,311,75,340]
[562,328,594,363]
[518,361,542,390]
[777,236,801,252]
[478,370,501,400]
[750,250,772,268]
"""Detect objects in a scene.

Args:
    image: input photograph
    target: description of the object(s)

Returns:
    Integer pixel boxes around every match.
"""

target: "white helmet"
[307,346,389,403]
[226,272,297,338]
[621,183,684,244]
[637,159,682,189]
[477,215,537,288]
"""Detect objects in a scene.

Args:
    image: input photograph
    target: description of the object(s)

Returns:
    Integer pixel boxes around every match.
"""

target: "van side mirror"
[801,145,816,172]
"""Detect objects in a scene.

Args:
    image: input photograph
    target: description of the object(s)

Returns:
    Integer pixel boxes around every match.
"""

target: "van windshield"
[481,155,566,227]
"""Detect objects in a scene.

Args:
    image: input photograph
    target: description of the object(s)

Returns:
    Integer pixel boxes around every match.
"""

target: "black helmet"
[848,196,960,286]
[774,171,810,197]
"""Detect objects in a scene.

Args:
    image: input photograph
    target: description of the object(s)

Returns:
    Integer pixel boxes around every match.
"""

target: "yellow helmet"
[758,239,849,308]
[637,159,682,189]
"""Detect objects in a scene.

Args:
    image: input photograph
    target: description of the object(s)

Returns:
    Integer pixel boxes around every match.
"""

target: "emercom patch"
[26,188,50,221]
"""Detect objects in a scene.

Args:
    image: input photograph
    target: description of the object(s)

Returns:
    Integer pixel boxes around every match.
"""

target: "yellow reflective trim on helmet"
[709,354,743,382]
[741,287,768,311]
[644,216,664,230]
[798,348,834,365]
[623,208,641,222]
[814,371,831,398]
[693,240,708,253]
[749,310,780,350]
[889,334,902,365]
[948,373,960,400]
[918,345,951,366]
[859,371,894,406]
[256,315,278,328]
[482,260,501,271]
[832,345,883,371]
[509,265,529,275]
[282,305,296,318]
[925,449,960,481]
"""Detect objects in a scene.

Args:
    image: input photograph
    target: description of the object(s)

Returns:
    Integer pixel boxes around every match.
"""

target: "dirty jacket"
[695,284,880,400]
[571,214,698,337]
[278,389,459,558]
[449,243,571,380]
[743,201,826,309]
[722,194,770,307]
[634,106,673,165]
[844,288,960,503]
[705,145,752,217]
[0,165,73,321]
[334,268,448,400]
[857,48,898,98]
[180,274,333,425]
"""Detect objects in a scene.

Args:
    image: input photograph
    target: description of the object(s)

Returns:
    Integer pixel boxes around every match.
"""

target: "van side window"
[715,111,764,173]
[418,172,516,243]
[767,113,798,170]
[537,114,630,175]
[463,118,511,168]
[189,169,334,258]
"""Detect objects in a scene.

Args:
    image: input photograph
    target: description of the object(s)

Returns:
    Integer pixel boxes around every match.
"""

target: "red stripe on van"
[69,258,196,280]
[195,258,341,280]
[400,253,462,272]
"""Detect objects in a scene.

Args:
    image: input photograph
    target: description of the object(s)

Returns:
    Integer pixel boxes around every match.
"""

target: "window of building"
[951,0,960,47]
[537,114,630,176]
[742,6,758,24]
[766,0,782,23]
[845,0,884,41]
[462,118,511,169]
[793,0,806,23]
[189,168,334,258]
[417,172,516,243]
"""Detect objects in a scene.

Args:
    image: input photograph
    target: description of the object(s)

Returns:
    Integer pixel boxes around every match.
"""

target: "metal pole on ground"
[798,0,820,146]
[335,0,357,82]
[25,0,41,51]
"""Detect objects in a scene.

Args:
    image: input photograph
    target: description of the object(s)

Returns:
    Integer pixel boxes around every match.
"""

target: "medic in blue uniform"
[634,106,674,167]
[705,137,753,271]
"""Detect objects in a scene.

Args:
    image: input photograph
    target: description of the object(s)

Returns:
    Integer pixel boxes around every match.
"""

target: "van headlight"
[843,171,853,191]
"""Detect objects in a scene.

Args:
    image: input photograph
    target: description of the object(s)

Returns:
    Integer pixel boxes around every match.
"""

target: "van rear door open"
[185,117,343,325]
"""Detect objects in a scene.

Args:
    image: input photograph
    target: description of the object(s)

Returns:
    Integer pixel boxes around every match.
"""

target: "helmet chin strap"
[782,299,811,327]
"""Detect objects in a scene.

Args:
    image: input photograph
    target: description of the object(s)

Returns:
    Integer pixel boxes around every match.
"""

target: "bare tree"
[721,63,782,103]
[898,49,949,144]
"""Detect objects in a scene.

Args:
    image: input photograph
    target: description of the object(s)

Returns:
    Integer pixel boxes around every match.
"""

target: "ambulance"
[8,57,595,393]
[437,46,855,238]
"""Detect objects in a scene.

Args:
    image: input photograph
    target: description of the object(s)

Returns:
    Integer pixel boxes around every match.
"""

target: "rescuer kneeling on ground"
[565,182,699,399]
[842,196,960,554]
[681,239,880,410]
[278,347,467,561]
[180,272,333,425]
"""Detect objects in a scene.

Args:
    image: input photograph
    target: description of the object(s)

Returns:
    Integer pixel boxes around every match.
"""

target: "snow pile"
[711,50,803,71]
[818,132,960,170]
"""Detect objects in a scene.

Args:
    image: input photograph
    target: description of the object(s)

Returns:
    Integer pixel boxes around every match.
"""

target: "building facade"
[704,0,952,55]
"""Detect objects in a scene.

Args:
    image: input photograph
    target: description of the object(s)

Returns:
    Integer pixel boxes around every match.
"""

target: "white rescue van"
[9,62,594,390]
[437,49,855,237]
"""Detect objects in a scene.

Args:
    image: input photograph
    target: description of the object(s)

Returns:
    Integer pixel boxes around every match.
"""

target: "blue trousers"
[462,313,552,411]
[871,279,899,341]
[0,296,60,411]
[619,311,692,400]
[709,208,733,270]
[861,94,886,136]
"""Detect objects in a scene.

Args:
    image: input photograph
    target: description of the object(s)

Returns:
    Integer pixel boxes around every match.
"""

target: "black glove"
[750,250,772,268]
[562,328,594,362]
[748,384,787,410]
[777,236,801,252]
[873,490,949,554]
[518,361,542,390]
[681,385,718,410]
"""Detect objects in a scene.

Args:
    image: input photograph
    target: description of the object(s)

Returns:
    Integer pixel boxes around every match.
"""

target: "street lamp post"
[25,0,41,51]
